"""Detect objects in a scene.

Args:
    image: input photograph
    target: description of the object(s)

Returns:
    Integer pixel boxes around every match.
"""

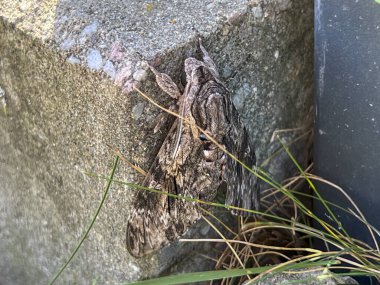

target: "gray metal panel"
[315,1,380,281]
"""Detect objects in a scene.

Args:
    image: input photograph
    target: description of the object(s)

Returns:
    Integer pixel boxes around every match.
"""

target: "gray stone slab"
[0,0,313,284]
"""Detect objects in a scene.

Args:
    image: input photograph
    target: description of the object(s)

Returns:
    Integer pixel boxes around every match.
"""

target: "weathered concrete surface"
[0,0,313,284]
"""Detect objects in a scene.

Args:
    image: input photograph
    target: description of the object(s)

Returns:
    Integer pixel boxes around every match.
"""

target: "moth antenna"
[198,38,220,78]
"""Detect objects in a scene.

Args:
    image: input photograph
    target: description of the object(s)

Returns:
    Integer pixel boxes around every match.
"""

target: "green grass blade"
[276,137,354,240]
[82,172,299,225]
[125,268,267,285]
[83,173,353,250]
[124,260,338,285]
[48,156,119,285]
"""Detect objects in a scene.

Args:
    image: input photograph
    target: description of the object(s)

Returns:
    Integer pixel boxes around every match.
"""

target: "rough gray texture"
[0,0,313,284]
[258,268,359,285]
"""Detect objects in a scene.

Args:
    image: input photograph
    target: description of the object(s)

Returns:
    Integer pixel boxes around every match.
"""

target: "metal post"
[315,1,380,283]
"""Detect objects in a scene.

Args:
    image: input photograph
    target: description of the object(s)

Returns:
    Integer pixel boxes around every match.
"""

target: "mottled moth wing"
[126,40,258,257]
[126,114,225,256]
[126,120,200,257]
[224,105,259,214]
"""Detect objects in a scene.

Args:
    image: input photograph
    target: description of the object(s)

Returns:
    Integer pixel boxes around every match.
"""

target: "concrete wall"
[0,0,313,284]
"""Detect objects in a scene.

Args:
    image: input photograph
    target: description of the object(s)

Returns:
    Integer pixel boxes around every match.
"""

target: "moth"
[126,39,259,258]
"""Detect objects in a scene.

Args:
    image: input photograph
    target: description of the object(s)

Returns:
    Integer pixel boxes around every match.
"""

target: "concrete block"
[0,0,313,283]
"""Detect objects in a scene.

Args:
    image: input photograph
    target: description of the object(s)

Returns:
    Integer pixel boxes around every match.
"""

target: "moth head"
[184,58,215,85]
[184,57,203,78]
